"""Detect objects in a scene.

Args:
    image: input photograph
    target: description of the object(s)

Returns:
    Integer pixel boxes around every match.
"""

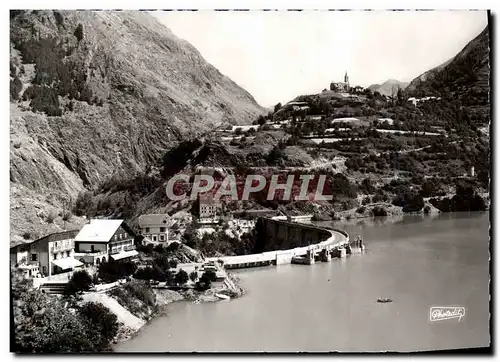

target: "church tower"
[344,71,349,85]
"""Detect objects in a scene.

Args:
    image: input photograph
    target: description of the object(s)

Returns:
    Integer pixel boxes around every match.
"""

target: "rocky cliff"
[9,10,265,243]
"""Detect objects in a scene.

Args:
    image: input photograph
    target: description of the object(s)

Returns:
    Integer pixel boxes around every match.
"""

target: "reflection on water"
[116,212,490,352]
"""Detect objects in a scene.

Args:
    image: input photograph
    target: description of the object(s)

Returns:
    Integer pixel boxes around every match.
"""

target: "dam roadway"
[207,217,350,269]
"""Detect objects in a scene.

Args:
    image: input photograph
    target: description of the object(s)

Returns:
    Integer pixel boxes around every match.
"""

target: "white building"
[138,214,171,243]
[74,219,138,265]
[10,230,83,277]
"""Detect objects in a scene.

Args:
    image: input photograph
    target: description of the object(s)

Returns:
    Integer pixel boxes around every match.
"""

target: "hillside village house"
[138,213,171,243]
[74,219,138,265]
[198,195,221,224]
[10,230,83,278]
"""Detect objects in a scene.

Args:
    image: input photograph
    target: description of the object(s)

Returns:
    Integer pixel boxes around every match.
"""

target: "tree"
[174,269,189,285]
[74,23,84,41]
[257,115,266,126]
[201,270,217,283]
[64,270,93,295]
[274,102,282,113]
[10,76,22,100]
[79,302,119,350]
[397,87,405,105]
[189,271,198,282]
[234,127,243,135]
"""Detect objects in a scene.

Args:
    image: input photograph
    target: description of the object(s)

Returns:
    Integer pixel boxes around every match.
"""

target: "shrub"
[64,270,93,295]
[153,244,164,253]
[133,266,155,281]
[46,212,56,224]
[62,211,72,221]
[73,191,95,217]
[372,206,388,217]
[174,269,189,285]
[166,242,180,252]
[123,280,156,308]
[356,206,366,214]
[195,270,217,291]
[98,261,137,283]
[360,178,376,194]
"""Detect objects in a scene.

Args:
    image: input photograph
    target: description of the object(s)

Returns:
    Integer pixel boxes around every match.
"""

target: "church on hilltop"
[330,71,350,93]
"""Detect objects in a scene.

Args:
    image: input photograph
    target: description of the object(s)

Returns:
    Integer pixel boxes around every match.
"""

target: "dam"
[207,217,352,269]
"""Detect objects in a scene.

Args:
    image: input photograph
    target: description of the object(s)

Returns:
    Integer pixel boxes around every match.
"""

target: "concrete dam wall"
[207,218,349,269]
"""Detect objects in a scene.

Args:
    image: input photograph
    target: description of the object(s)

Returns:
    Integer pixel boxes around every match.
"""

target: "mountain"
[367,79,409,96]
[406,26,490,106]
[9,10,265,243]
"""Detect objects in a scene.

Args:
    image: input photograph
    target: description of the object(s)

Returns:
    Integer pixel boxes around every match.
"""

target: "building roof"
[75,219,124,243]
[10,230,79,250]
[138,214,170,227]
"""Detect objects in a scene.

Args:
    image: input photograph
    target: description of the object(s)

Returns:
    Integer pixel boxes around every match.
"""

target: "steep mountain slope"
[368,79,409,96]
[405,58,453,94]
[406,26,490,107]
[9,10,265,243]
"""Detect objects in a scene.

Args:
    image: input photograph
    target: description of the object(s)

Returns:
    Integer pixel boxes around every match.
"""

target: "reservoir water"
[116,212,490,352]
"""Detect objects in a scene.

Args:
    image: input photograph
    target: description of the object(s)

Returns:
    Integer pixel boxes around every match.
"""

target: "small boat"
[377,298,393,303]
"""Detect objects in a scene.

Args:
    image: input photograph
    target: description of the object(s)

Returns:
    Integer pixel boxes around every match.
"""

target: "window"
[31,254,37,262]
[145,227,150,233]
[160,227,165,233]
[66,251,71,258]
[153,236,157,242]
[20,247,25,253]
[160,235,165,241]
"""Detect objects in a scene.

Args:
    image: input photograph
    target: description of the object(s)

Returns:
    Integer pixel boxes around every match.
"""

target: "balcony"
[110,244,136,255]
[73,250,107,257]
[50,243,74,253]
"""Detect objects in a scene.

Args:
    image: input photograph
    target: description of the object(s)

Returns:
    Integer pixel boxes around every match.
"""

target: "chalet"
[74,219,138,265]
[138,213,171,243]
[10,230,82,277]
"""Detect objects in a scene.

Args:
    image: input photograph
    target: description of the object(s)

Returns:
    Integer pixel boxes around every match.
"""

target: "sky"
[153,10,488,107]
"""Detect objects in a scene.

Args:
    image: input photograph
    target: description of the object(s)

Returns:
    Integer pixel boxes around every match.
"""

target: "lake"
[115,212,490,352]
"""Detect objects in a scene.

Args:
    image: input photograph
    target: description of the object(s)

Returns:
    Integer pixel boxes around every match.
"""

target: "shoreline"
[111,272,246,347]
